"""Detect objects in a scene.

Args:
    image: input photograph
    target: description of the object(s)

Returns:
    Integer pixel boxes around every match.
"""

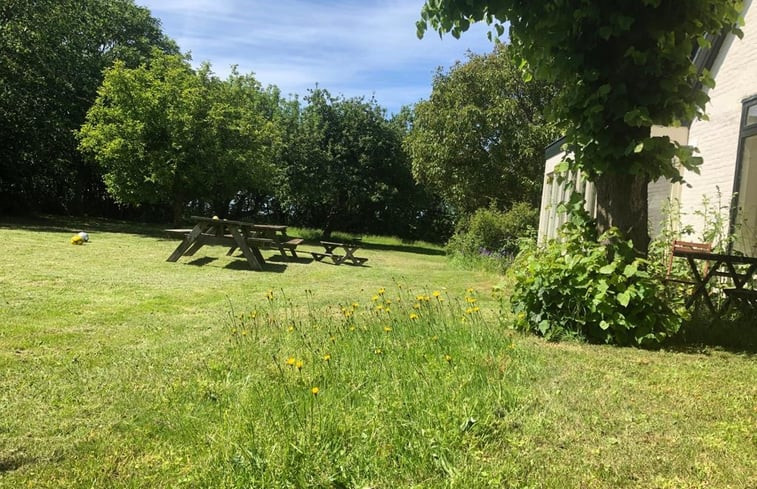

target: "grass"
[1,216,755,488]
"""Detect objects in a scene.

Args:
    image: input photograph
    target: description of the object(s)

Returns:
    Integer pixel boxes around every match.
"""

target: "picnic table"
[166,216,300,270]
[310,240,368,266]
[226,223,304,258]
[672,246,757,314]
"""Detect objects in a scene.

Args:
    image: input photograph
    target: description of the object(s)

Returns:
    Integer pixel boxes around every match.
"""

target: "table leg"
[167,223,207,262]
[230,227,264,271]
[685,258,721,313]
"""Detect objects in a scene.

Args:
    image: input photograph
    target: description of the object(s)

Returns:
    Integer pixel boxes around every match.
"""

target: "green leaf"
[617,291,631,307]
[599,264,615,274]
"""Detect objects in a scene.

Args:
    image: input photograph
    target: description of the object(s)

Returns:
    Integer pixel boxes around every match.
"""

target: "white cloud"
[137,0,498,113]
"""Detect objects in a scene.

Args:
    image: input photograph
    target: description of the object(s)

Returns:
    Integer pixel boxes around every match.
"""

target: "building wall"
[680,0,756,239]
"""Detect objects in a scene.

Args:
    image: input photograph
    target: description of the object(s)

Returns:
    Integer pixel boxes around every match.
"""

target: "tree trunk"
[594,172,649,256]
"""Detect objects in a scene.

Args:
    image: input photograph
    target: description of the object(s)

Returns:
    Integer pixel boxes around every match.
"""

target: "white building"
[538,0,757,256]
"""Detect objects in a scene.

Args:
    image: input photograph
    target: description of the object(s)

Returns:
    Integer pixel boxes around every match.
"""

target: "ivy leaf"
[617,291,631,307]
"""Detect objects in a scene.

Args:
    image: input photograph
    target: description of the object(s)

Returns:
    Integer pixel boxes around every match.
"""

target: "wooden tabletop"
[672,248,757,265]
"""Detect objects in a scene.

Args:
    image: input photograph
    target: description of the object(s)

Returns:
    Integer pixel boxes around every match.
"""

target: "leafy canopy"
[405,45,559,214]
[418,1,743,182]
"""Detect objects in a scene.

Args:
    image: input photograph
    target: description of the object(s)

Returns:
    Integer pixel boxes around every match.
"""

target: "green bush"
[447,203,538,261]
[510,209,685,346]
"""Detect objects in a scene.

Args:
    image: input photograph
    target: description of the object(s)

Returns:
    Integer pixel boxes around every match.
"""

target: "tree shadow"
[347,242,445,257]
[266,255,315,265]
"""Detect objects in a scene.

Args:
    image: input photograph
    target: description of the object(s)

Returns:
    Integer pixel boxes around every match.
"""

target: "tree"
[418,0,742,254]
[405,44,559,215]
[78,52,278,223]
[277,89,418,238]
[0,0,177,214]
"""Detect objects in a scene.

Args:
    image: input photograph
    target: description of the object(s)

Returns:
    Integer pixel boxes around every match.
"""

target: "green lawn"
[1,217,755,488]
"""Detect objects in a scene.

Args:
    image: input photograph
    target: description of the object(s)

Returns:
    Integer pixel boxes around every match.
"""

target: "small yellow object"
[409,313,419,320]
[323,354,331,362]
[212,215,220,220]
[383,326,392,333]
[444,354,453,363]
[70,235,84,245]
[311,386,320,396]
[295,360,304,371]
[286,357,296,366]
[432,291,441,297]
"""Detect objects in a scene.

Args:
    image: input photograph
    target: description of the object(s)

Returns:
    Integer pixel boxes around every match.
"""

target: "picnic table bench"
[310,240,368,266]
[670,243,757,315]
[165,216,302,270]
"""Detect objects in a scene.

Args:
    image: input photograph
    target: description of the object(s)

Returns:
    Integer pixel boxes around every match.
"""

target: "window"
[730,96,757,255]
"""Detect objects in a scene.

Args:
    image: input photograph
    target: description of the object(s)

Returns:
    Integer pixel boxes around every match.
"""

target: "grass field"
[1,217,755,488]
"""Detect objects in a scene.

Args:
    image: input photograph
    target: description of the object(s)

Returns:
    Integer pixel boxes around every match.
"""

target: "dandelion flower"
[311,386,320,396]
[432,291,441,298]
[351,302,359,309]
[295,360,304,371]
[287,326,295,332]
[466,288,474,294]
[374,348,383,355]
[444,354,452,363]
[286,357,296,366]
[409,313,419,320]
[378,287,386,295]
[384,326,392,333]
[466,297,477,304]
[413,303,421,309]
[323,354,331,362]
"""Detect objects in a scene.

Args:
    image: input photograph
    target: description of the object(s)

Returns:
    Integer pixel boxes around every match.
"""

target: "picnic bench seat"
[276,238,304,258]
[723,288,757,312]
[164,228,193,239]
[310,251,346,265]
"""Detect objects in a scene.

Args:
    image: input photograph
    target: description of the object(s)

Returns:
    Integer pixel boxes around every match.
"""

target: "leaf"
[633,142,644,153]
[617,291,631,307]
[599,264,615,274]
[623,263,638,277]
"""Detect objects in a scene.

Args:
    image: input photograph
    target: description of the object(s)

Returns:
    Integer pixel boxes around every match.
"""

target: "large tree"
[418,0,743,254]
[277,89,420,238]
[0,0,176,214]
[405,44,559,214]
[78,53,278,223]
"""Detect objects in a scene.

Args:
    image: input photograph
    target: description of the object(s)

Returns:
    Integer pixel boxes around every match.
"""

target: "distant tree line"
[2,0,557,243]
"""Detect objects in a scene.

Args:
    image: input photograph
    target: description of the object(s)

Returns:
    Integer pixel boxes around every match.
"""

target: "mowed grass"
[1,217,755,488]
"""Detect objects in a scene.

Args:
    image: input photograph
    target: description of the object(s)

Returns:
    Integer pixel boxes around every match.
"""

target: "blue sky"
[136,0,497,115]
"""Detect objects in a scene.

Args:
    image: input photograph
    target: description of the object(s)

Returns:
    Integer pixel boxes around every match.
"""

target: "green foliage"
[0,0,176,214]
[511,199,685,346]
[276,89,447,240]
[405,45,560,214]
[418,0,743,250]
[78,53,279,222]
[447,203,537,267]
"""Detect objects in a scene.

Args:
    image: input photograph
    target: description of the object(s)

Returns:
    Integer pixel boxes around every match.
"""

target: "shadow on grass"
[223,260,287,273]
[186,257,217,267]
[0,214,168,239]
[665,312,757,355]
[265,255,315,265]
[349,242,444,257]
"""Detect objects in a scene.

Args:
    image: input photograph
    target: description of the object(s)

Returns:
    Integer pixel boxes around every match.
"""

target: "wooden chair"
[665,240,712,284]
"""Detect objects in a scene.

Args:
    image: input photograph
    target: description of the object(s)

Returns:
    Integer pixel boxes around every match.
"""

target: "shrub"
[447,203,538,264]
[510,208,685,346]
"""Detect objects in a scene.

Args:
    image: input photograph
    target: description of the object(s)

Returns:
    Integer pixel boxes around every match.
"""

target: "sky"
[136,0,498,115]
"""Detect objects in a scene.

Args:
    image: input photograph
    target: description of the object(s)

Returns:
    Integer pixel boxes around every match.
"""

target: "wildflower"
[311,386,320,396]
[249,310,257,319]
[241,330,248,336]
[466,307,474,314]
[351,302,359,309]
[432,335,439,342]
[432,290,441,298]
[409,313,419,320]
[384,299,392,305]
[378,287,386,295]
[286,357,296,366]
[372,295,380,302]
[466,288,474,294]
[350,326,356,332]
[383,326,392,333]
[231,328,237,335]
[465,297,477,304]
[295,360,304,371]
[473,306,480,312]
[444,354,452,363]
[265,290,274,300]
[374,348,383,355]
[330,336,336,343]
[323,354,331,362]
[374,305,384,312]
[413,303,421,309]
[416,295,425,302]
[287,325,295,332]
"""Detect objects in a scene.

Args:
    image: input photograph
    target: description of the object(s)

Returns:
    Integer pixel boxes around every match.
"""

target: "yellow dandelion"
[409,313,419,320]
[384,326,392,333]
[286,357,296,366]
[374,348,383,355]
[287,325,295,332]
[323,354,331,362]
[444,354,452,363]
[466,288,474,294]
[249,310,257,319]
[351,302,359,309]
[384,299,392,305]
[350,326,356,331]
[231,328,237,335]
[378,287,386,295]
[413,303,421,309]
[265,290,274,300]
[466,307,474,314]
[416,295,425,301]
[295,360,304,371]
[473,306,480,312]
[311,386,320,396]
[384,307,391,314]
[466,297,477,304]
[241,330,248,336]
[432,290,441,298]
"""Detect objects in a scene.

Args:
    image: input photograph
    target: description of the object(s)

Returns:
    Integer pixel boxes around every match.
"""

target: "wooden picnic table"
[311,240,368,266]
[166,216,275,270]
[672,247,757,314]
[225,223,304,258]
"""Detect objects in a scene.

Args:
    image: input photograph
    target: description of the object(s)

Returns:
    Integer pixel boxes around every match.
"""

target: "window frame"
[728,94,757,253]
